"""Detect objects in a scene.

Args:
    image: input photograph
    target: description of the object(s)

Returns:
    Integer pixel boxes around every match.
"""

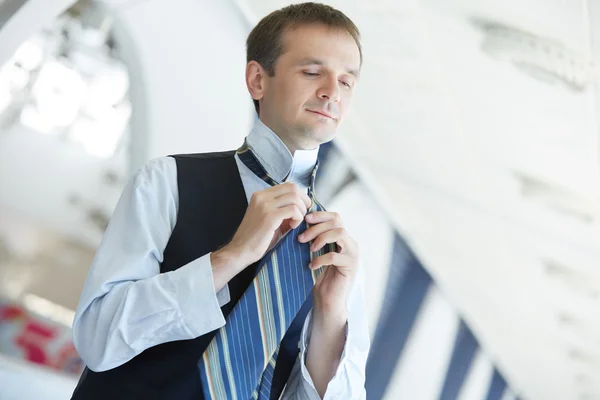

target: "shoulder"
[169,150,237,161]
[131,157,176,187]
[169,151,239,180]
[122,157,179,203]
[129,151,238,195]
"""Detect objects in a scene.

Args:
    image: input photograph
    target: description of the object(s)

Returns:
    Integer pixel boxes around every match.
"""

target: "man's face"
[257,24,361,152]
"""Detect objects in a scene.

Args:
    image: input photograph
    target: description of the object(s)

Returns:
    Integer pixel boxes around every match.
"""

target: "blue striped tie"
[198,140,335,399]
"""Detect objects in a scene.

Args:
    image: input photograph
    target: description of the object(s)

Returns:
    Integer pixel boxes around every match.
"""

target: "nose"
[317,77,340,103]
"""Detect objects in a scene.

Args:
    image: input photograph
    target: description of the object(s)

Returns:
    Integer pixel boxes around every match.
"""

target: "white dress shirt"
[72,118,369,399]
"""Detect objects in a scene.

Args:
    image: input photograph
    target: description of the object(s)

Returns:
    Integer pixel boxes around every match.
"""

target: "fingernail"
[298,234,305,241]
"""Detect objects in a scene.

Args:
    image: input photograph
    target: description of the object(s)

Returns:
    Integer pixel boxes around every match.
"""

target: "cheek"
[277,82,300,106]
[341,92,355,110]
[287,86,311,112]
[338,99,350,118]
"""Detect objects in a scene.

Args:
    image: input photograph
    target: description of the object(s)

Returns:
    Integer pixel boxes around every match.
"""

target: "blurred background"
[0,0,599,399]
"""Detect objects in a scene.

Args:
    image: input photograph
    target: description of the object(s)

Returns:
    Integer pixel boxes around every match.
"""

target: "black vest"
[72,152,309,399]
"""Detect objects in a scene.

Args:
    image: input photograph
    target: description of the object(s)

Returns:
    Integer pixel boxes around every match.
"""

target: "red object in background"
[0,305,26,321]
[0,303,84,375]
[14,320,58,365]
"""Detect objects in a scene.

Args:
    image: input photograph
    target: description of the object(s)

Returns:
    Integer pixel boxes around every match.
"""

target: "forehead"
[279,24,361,71]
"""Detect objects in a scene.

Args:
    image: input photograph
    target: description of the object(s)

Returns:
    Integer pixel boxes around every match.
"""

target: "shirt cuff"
[216,282,231,307]
[168,252,227,336]
[298,309,350,397]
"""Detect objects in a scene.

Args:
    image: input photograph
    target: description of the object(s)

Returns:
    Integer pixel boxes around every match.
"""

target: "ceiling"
[0,0,599,399]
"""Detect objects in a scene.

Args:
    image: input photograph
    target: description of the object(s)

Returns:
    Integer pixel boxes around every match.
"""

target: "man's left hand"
[298,211,359,319]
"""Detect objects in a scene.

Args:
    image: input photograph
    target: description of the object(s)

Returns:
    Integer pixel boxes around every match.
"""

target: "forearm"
[305,307,347,398]
[73,254,226,371]
[210,246,251,292]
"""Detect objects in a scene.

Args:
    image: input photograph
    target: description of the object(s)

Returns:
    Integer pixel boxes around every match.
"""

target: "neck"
[258,115,315,155]
[246,116,320,185]
[277,134,299,156]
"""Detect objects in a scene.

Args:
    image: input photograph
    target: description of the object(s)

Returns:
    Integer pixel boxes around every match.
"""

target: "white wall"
[107,0,255,171]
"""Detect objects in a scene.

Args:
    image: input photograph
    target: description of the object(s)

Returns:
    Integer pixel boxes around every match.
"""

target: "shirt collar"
[245,118,320,185]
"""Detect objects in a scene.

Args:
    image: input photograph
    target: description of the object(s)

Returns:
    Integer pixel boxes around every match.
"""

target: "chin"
[296,120,337,142]
[312,130,337,145]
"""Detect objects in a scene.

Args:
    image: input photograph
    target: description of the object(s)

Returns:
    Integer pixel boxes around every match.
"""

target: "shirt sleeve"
[282,265,370,399]
[72,157,230,372]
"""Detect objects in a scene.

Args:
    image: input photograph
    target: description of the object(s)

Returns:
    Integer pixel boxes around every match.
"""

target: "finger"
[301,191,312,211]
[305,211,341,224]
[275,205,304,228]
[309,228,346,253]
[275,184,310,215]
[272,193,308,216]
[314,230,357,255]
[266,181,300,198]
[309,252,354,274]
[298,220,341,243]
[288,214,303,229]
[292,185,312,214]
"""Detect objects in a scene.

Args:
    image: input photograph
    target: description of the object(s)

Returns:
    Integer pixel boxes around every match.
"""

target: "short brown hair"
[246,2,362,115]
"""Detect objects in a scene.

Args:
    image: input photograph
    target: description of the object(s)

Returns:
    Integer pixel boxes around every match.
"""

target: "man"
[71,2,369,399]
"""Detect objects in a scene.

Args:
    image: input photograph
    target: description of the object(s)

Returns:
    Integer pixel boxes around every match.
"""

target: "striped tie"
[198,140,336,400]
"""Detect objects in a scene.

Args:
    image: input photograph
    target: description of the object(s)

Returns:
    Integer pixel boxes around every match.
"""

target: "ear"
[246,61,266,102]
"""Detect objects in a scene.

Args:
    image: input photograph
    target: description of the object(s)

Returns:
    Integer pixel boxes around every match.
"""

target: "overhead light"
[71,119,118,158]
[70,103,130,158]
[0,0,131,159]
[83,66,129,118]
[10,66,29,90]
[19,104,55,134]
[13,40,44,71]
[30,60,86,128]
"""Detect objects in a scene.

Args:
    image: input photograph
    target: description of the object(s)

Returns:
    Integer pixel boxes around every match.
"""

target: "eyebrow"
[296,58,360,78]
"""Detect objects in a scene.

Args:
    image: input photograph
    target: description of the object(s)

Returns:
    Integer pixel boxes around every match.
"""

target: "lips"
[307,109,336,120]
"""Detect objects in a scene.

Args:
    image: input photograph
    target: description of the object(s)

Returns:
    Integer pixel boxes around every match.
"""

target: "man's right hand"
[210,182,312,292]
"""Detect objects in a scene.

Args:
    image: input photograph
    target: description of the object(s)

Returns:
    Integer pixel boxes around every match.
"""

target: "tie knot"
[237,139,320,197]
